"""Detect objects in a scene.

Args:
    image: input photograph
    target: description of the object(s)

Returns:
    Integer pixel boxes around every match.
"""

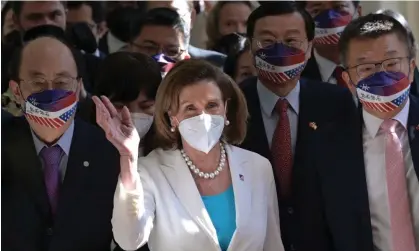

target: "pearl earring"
[170,127,175,132]
[225,120,230,126]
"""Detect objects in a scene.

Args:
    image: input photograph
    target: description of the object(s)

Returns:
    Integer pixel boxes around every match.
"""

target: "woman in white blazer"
[92,59,284,251]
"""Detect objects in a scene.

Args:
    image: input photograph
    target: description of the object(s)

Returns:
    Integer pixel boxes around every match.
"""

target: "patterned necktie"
[332,66,347,88]
[381,119,416,251]
[271,99,293,199]
[40,145,63,215]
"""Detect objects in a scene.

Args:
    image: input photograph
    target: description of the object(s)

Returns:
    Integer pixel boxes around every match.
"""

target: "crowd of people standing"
[1,1,418,251]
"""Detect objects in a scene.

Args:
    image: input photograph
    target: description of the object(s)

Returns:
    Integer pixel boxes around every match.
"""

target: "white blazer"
[112,144,284,251]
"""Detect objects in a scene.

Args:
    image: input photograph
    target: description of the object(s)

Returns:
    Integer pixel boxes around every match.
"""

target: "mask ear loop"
[224,99,230,126]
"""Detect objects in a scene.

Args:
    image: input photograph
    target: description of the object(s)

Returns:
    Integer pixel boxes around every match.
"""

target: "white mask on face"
[178,113,225,154]
[131,113,154,139]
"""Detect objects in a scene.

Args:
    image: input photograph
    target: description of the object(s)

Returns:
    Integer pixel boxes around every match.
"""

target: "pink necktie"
[381,119,416,251]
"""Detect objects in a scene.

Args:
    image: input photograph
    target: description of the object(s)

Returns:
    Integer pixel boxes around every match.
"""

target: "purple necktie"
[40,145,63,215]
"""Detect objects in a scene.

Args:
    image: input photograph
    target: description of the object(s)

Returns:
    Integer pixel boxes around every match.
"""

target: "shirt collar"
[31,120,75,156]
[363,98,410,138]
[314,49,338,82]
[107,32,127,54]
[257,79,300,116]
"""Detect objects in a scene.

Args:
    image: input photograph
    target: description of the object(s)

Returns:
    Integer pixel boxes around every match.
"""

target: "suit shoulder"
[302,78,352,98]
[74,119,116,151]
[230,145,271,168]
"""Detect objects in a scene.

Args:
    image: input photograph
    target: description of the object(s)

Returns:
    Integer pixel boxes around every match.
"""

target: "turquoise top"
[202,185,236,251]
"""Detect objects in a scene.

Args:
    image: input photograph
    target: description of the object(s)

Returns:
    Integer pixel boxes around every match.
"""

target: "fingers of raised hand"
[121,106,133,126]
[92,96,111,131]
[101,96,118,118]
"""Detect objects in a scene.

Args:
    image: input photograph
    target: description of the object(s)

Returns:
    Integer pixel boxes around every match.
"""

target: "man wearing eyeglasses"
[337,13,419,251]
[299,1,361,87]
[239,2,370,251]
[66,1,107,58]
[126,7,190,77]
[2,34,121,251]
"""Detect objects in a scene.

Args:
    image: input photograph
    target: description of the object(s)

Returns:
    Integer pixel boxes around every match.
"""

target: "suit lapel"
[226,145,252,250]
[301,52,322,81]
[7,118,52,221]
[407,95,419,181]
[160,150,219,245]
[240,78,271,160]
[225,145,251,228]
[54,120,93,225]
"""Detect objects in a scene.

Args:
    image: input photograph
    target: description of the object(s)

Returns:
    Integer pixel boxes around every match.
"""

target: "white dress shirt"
[257,80,299,155]
[313,49,338,84]
[112,144,284,251]
[107,32,127,54]
[362,99,419,251]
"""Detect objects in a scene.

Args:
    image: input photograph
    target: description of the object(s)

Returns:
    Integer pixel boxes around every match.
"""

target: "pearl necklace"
[180,143,226,179]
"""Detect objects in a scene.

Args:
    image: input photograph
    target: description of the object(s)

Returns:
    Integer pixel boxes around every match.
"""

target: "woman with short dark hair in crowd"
[92,51,162,156]
[92,59,284,251]
[222,36,256,85]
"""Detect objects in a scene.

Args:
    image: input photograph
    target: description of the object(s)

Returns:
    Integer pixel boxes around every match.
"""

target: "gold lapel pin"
[309,122,318,130]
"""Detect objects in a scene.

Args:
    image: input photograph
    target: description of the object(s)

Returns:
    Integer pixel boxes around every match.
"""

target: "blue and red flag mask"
[356,71,410,113]
[152,53,176,78]
[313,10,352,45]
[254,43,306,84]
[23,89,77,128]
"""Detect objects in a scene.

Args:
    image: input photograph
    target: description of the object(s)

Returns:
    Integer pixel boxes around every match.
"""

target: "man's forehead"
[21,1,64,16]
[22,37,73,60]
[348,34,407,62]
[255,13,305,34]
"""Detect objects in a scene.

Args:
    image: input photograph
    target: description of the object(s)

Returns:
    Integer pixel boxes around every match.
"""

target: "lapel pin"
[239,174,244,181]
[83,161,90,167]
[309,122,318,130]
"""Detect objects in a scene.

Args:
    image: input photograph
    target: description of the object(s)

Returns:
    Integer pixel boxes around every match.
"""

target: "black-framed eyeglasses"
[131,42,186,58]
[252,37,308,51]
[346,57,410,79]
[19,76,80,93]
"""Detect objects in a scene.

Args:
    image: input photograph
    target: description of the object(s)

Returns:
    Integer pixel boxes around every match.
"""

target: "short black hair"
[376,9,417,56]
[297,1,360,9]
[247,1,315,41]
[338,13,415,67]
[130,7,187,43]
[94,51,162,103]
[8,30,81,82]
[223,38,250,80]
[11,1,67,17]
[1,1,12,29]
[67,1,106,24]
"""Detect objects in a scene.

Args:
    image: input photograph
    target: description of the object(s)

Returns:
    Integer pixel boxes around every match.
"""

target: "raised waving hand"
[92,96,140,161]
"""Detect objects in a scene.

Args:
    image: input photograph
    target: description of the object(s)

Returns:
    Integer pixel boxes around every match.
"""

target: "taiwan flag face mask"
[313,10,352,45]
[356,71,411,113]
[254,42,306,85]
[22,89,78,129]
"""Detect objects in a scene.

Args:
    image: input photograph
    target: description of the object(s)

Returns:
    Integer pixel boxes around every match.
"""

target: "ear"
[342,71,356,96]
[356,5,362,16]
[190,9,197,29]
[305,42,313,61]
[97,21,108,39]
[12,13,22,31]
[76,79,84,101]
[409,58,416,83]
[9,80,24,104]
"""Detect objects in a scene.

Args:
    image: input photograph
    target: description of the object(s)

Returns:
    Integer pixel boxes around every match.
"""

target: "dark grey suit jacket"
[188,45,226,67]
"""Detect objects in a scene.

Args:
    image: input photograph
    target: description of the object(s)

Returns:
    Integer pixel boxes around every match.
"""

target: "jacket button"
[46,228,53,236]
[287,207,294,214]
